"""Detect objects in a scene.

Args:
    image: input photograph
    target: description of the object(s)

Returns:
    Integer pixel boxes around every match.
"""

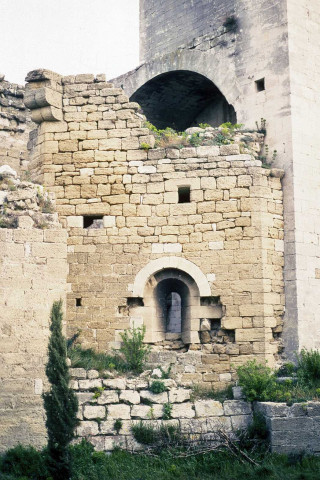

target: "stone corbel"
[24,69,63,123]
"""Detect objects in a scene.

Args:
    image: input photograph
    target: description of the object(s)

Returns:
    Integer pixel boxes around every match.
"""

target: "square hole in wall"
[178,186,191,203]
[76,298,82,307]
[255,78,265,92]
[83,215,103,228]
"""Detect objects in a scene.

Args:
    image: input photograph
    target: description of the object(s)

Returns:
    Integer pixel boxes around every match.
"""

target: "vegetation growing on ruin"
[2,439,320,480]
[237,352,320,404]
[144,121,248,150]
[68,326,151,375]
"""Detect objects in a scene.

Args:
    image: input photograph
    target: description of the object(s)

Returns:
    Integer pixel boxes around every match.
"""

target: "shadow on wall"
[130,70,236,130]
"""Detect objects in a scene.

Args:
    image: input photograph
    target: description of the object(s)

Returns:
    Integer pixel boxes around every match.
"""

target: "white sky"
[0,0,140,85]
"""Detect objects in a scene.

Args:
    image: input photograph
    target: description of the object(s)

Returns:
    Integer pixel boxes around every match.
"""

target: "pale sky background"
[0,0,140,85]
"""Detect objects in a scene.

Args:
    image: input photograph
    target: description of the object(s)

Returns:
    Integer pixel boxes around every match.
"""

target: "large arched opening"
[126,257,223,347]
[130,70,236,130]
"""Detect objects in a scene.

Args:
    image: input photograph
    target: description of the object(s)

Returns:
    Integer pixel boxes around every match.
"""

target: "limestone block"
[194,400,224,417]
[231,415,253,430]
[76,392,96,405]
[107,404,131,420]
[70,368,87,379]
[78,379,102,390]
[75,74,94,83]
[67,216,84,228]
[140,390,168,404]
[77,421,99,436]
[17,216,34,229]
[103,378,126,390]
[99,138,121,150]
[97,390,119,405]
[87,370,99,379]
[131,404,164,419]
[220,144,240,155]
[223,401,252,416]
[119,390,140,405]
[138,165,157,174]
[217,176,237,189]
[83,405,106,420]
[180,418,207,433]
[171,403,195,419]
[168,388,191,403]
[196,146,219,157]
[206,416,232,432]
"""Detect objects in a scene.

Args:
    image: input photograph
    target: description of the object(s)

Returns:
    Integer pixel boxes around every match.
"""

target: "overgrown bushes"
[68,325,151,375]
[237,351,320,404]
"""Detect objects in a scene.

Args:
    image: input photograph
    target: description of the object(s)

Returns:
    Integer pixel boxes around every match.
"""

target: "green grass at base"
[1,441,320,480]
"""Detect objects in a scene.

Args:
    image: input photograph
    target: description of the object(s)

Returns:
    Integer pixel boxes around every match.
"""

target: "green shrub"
[131,421,182,446]
[276,362,296,377]
[113,419,123,434]
[189,132,202,147]
[119,325,151,373]
[149,380,166,394]
[43,300,78,480]
[297,349,320,387]
[140,142,151,150]
[163,402,173,420]
[68,344,125,373]
[198,122,211,129]
[236,360,277,402]
[0,445,48,479]
[131,421,158,445]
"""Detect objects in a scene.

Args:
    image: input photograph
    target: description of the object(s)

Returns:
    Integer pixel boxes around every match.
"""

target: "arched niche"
[130,70,236,130]
[128,258,222,346]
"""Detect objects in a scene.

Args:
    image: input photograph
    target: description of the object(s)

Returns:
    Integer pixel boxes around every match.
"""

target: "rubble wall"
[0,75,35,173]
[0,174,68,452]
[71,368,253,452]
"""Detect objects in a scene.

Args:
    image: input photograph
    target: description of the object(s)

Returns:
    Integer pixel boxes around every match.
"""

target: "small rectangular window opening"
[255,78,265,92]
[76,298,82,307]
[178,186,191,203]
[83,215,103,229]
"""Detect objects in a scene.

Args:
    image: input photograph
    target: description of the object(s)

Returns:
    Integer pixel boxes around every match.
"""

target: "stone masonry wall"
[0,171,69,452]
[71,368,253,452]
[25,70,285,390]
[256,401,320,455]
[0,75,35,174]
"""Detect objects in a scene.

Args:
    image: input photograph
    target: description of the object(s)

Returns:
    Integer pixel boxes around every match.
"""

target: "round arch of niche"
[129,257,222,346]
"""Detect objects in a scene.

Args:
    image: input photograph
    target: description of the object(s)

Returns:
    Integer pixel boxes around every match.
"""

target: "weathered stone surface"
[223,401,252,416]
[83,405,106,420]
[103,379,126,390]
[107,404,131,420]
[97,390,119,405]
[131,404,164,419]
[168,388,191,403]
[171,403,195,419]
[119,390,140,405]
[194,401,224,417]
[140,390,168,404]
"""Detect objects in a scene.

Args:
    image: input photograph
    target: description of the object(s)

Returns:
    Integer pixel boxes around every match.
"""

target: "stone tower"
[113,0,320,359]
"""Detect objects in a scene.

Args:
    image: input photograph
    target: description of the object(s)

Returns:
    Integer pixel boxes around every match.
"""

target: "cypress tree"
[43,300,78,480]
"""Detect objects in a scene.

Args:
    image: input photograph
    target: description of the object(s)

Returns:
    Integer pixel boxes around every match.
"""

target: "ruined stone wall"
[256,401,320,455]
[71,368,253,452]
[25,71,285,390]
[0,75,35,173]
[0,172,68,452]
